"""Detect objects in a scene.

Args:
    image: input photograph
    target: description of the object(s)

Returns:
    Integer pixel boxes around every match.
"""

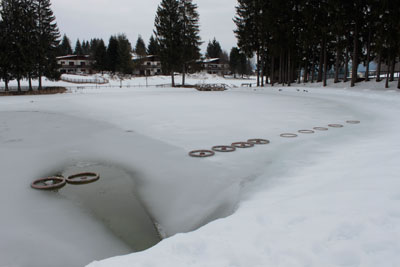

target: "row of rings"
[31,172,100,190]
[189,120,360,157]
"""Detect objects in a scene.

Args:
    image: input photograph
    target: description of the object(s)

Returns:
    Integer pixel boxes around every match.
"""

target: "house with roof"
[133,55,162,76]
[200,58,230,76]
[57,55,94,74]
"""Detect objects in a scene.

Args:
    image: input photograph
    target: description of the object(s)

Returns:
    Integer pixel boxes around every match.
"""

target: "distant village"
[55,35,252,78]
[57,54,232,77]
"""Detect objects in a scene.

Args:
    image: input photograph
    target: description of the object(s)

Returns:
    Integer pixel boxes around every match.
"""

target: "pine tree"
[178,0,201,85]
[135,35,147,57]
[33,0,60,88]
[154,0,182,86]
[89,38,100,56]
[57,34,72,56]
[92,39,107,73]
[81,40,90,55]
[0,18,12,90]
[74,39,83,55]
[147,35,159,55]
[229,47,241,77]
[106,36,119,73]
[25,0,38,90]
[234,0,263,85]
[117,34,133,74]
[1,0,34,91]
[205,38,222,58]
[134,35,147,74]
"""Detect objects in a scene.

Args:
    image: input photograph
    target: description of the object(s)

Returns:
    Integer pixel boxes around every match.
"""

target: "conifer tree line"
[0,0,60,91]
[234,0,400,89]
[0,0,253,90]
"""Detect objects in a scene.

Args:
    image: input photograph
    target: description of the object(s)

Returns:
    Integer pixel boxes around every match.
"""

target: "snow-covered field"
[1,75,399,267]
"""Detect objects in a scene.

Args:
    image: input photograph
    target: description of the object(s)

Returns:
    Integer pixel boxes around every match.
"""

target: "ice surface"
[1,76,399,267]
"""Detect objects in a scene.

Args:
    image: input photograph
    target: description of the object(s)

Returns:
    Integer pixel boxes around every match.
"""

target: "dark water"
[59,162,161,252]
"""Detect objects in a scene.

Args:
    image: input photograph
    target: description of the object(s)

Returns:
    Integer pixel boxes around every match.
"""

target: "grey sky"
[51,0,238,54]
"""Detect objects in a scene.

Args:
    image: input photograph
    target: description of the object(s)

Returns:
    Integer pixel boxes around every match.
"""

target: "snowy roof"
[202,58,220,63]
[56,55,90,60]
[132,53,159,61]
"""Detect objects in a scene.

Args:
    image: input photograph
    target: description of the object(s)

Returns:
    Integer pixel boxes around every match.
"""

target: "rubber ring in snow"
[66,172,100,185]
[346,120,360,124]
[298,130,315,134]
[31,176,66,190]
[231,142,254,148]
[280,133,298,138]
[212,145,236,152]
[189,150,215,157]
[247,139,270,145]
[313,127,329,131]
[328,124,344,128]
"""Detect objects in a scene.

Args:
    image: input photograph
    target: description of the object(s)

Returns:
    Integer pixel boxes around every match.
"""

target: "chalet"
[133,55,162,76]
[201,58,230,76]
[57,55,94,74]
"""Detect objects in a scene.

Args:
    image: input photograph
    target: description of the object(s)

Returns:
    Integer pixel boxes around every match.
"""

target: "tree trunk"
[390,57,395,82]
[3,72,9,92]
[303,64,307,83]
[17,78,21,92]
[334,40,340,83]
[29,74,33,91]
[297,67,301,84]
[317,40,324,82]
[323,38,328,87]
[288,50,291,86]
[171,71,175,87]
[344,48,349,82]
[365,29,371,82]
[271,56,275,86]
[283,52,287,85]
[376,52,382,82]
[39,73,42,90]
[182,64,186,86]
[385,56,390,88]
[279,50,283,84]
[260,58,264,87]
[311,60,315,83]
[351,23,359,87]
[398,71,400,89]
[256,51,260,87]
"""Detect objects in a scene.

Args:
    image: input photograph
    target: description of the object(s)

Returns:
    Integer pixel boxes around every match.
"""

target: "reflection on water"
[59,162,161,251]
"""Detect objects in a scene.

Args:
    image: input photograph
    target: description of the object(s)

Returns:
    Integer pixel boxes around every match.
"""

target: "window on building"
[69,62,74,66]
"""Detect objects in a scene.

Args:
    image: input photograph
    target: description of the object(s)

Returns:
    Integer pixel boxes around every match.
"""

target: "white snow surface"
[1,75,400,267]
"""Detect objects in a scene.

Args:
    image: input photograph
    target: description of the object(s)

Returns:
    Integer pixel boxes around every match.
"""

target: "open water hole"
[57,162,161,252]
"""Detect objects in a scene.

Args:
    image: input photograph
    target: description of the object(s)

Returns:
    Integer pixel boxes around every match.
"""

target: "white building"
[57,55,94,74]
[133,55,162,76]
[201,58,230,76]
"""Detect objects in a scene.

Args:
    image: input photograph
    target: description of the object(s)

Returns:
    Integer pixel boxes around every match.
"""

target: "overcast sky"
[51,0,238,54]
